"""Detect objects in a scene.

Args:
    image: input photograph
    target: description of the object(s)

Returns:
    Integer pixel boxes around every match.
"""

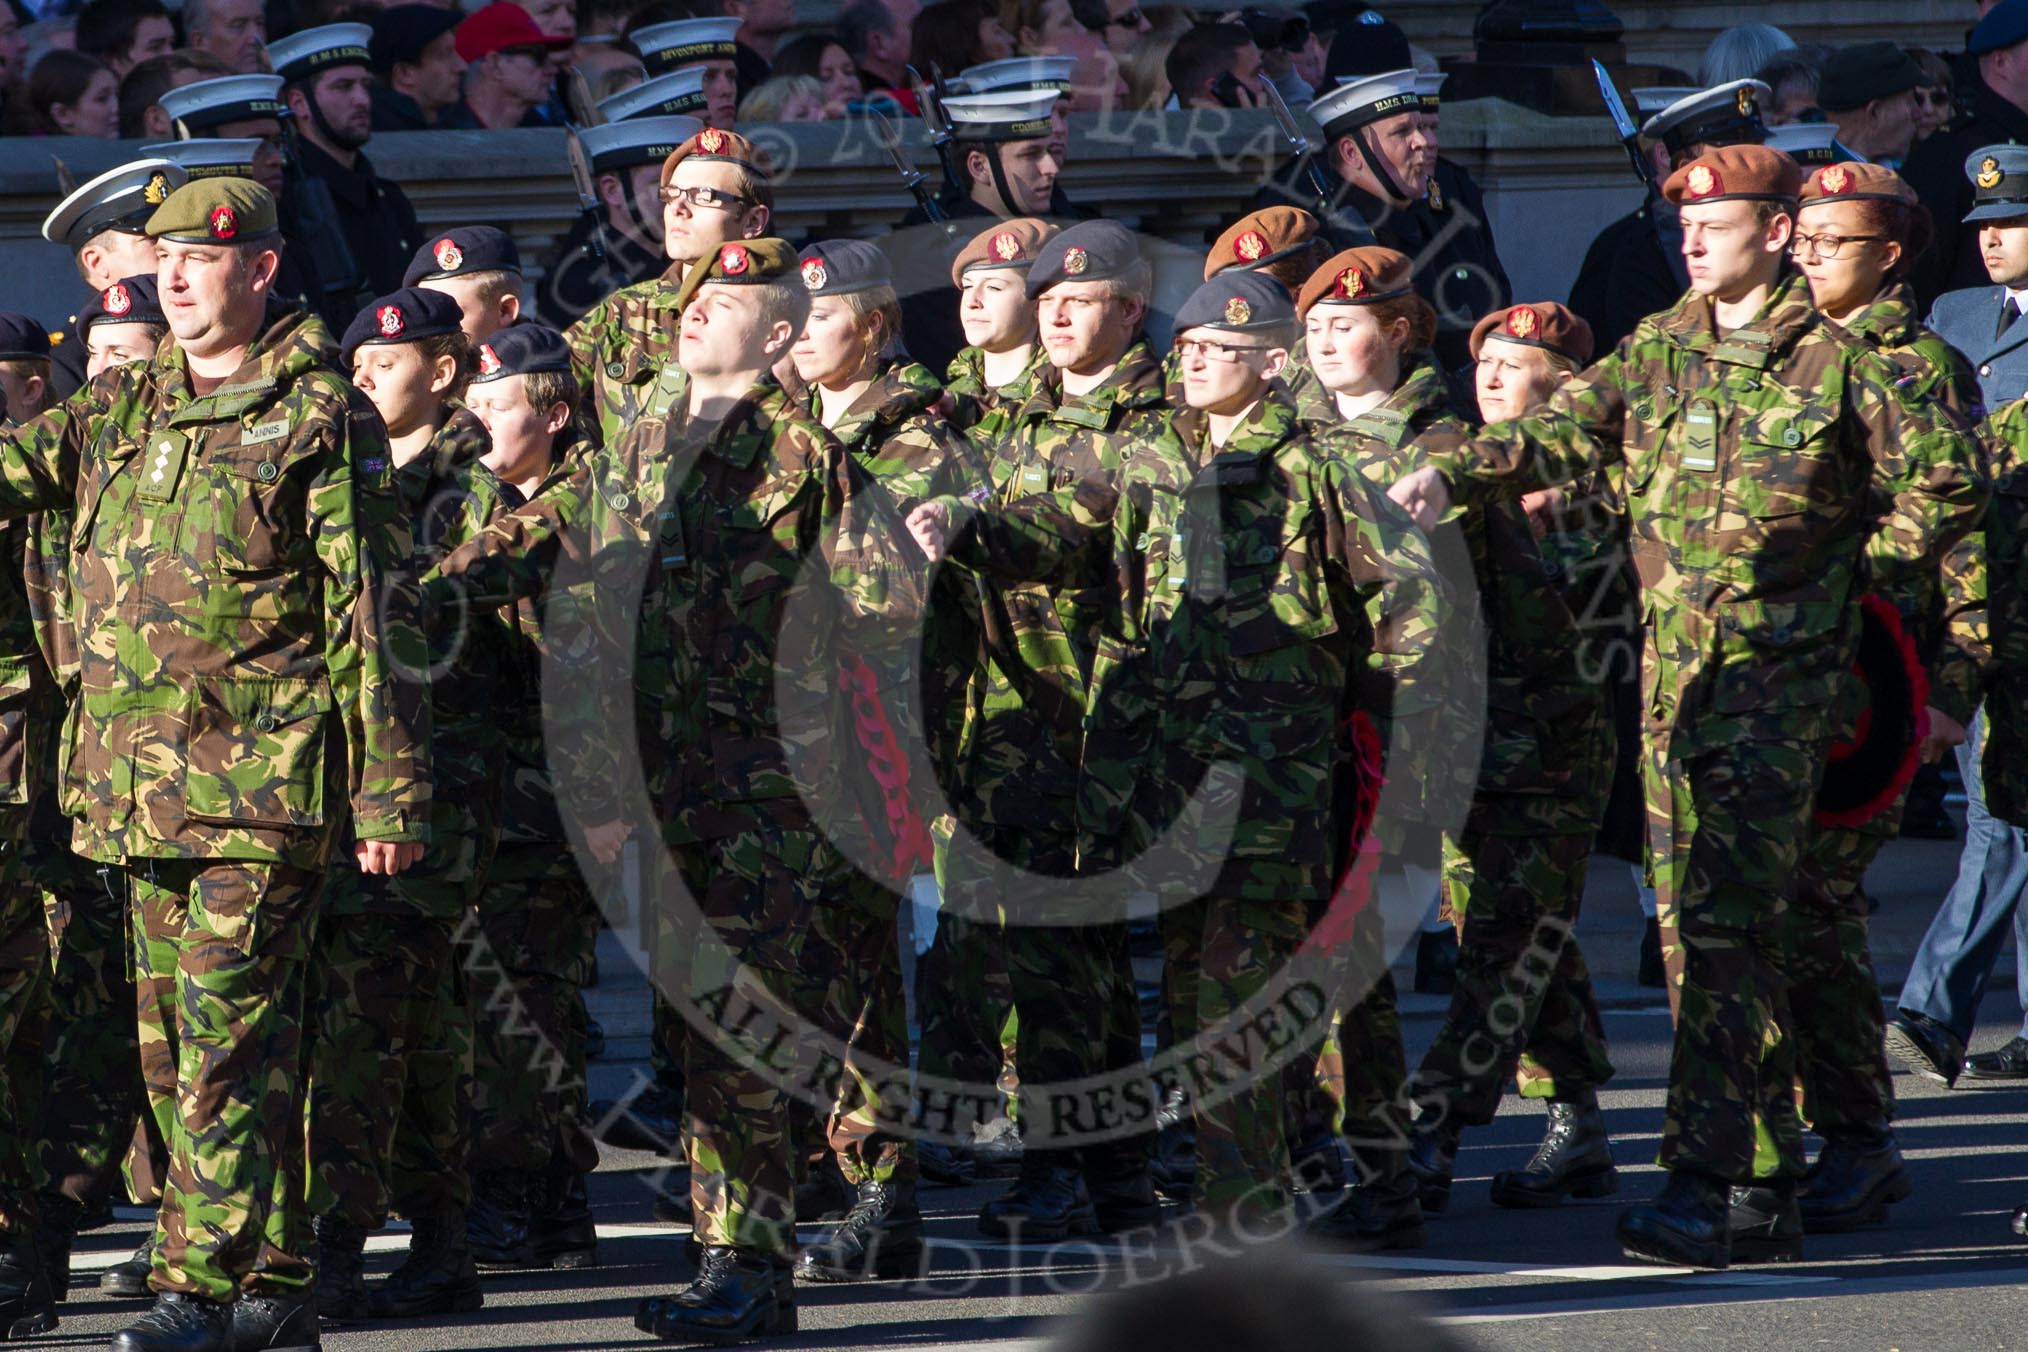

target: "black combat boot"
[102,1235,157,1298]
[587,1079,686,1155]
[0,1230,56,1340]
[466,1171,534,1268]
[636,1246,794,1343]
[916,1139,975,1187]
[794,1157,852,1224]
[529,1167,598,1270]
[1085,1151,1160,1233]
[1799,1126,1910,1233]
[109,1292,232,1352]
[977,1152,1098,1242]
[1150,1089,1196,1202]
[1289,1131,1346,1196]
[1728,1179,1804,1263]
[1309,1149,1426,1251]
[1490,1095,1619,1208]
[311,1215,367,1322]
[369,1211,483,1319]
[794,1179,925,1282]
[230,1288,321,1351]
[1618,1168,1732,1269]
[970,1116,1023,1179]
[1406,1113,1462,1215]
[31,1192,78,1303]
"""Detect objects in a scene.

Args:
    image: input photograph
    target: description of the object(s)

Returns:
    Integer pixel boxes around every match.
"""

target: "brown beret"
[1295,245,1414,319]
[1469,302,1594,366]
[1662,143,1803,207]
[1204,206,1320,280]
[659,126,771,187]
[1797,160,1918,207]
[949,217,1059,286]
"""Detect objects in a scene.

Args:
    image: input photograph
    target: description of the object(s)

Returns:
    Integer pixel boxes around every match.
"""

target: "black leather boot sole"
[1490,1159,1619,1209]
[1618,1208,1729,1270]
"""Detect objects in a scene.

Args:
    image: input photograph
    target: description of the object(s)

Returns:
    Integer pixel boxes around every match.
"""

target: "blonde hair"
[837,284,905,358]
[738,73,824,122]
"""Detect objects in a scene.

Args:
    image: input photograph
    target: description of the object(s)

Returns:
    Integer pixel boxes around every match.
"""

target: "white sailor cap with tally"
[597,67,707,122]
[1964,144,2028,223]
[157,74,290,133]
[1765,121,1840,167]
[1638,78,1768,157]
[141,138,263,180]
[41,157,188,251]
[1414,70,1446,111]
[1309,67,1420,140]
[1632,86,1698,121]
[630,16,740,76]
[952,56,1074,94]
[267,22,373,84]
[942,88,1060,142]
[579,115,703,172]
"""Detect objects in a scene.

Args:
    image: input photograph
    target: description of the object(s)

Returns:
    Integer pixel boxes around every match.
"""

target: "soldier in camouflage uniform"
[1779,160,1985,1235]
[1281,246,1478,1251]
[942,218,1055,432]
[1400,300,1625,1219]
[783,240,986,1281]
[25,279,171,1303]
[910,268,1450,1225]
[451,325,604,1274]
[1390,144,1983,1271]
[425,237,925,1342]
[935,221,1164,1242]
[0,179,430,1352]
[307,288,506,1321]
[568,130,777,1157]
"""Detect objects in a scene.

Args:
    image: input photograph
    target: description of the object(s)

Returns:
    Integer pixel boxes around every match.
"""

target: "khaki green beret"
[145,178,279,245]
[671,237,800,314]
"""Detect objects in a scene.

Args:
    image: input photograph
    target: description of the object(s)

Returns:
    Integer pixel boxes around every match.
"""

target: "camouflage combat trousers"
[32,856,155,1216]
[932,839,1143,1167]
[308,910,473,1228]
[789,870,913,1187]
[130,857,320,1300]
[913,907,1014,1119]
[1161,892,1307,1220]
[1414,823,1615,1124]
[458,844,600,1178]
[663,822,842,1258]
[1327,907,1412,1174]
[1646,739,1823,1182]
[0,850,47,1238]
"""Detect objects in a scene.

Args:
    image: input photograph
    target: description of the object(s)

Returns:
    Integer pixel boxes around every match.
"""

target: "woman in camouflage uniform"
[1779,160,1982,1235]
[309,287,509,1322]
[942,218,1056,432]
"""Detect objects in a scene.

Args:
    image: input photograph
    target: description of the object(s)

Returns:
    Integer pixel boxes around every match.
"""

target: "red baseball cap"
[455,2,571,62]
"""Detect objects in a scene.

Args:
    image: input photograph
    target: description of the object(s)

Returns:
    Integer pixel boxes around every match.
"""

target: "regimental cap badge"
[208,204,237,239]
[477,343,501,375]
[377,304,405,337]
[434,238,463,271]
[1224,295,1251,325]
[143,172,171,206]
[1234,230,1267,262]
[801,257,828,289]
[1334,266,1365,299]
[1426,177,1446,211]
[719,241,749,275]
[1062,245,1088,275]
[991,230,1021,260]
[1736,85,1755,117]
[1685,163,1719,198]
[1980,156,2004,190]
[104,283,131,316]
[1505,305,1538,339]
[699,127,725,153]
[1818,164,1852,195]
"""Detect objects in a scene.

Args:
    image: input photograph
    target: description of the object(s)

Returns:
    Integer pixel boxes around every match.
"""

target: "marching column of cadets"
[0,46,2018,1352]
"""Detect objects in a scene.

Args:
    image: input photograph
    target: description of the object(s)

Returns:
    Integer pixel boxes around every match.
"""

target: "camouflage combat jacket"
[566,260,690,451]
[946,391,1446,901]
[950,337,1168,861]
[944,345,1045,433]
[429,375,926,951]
[1427,274,1984,761]
[1330,362,1621,822]
[333,409,509,913]
[0,307,427,866]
